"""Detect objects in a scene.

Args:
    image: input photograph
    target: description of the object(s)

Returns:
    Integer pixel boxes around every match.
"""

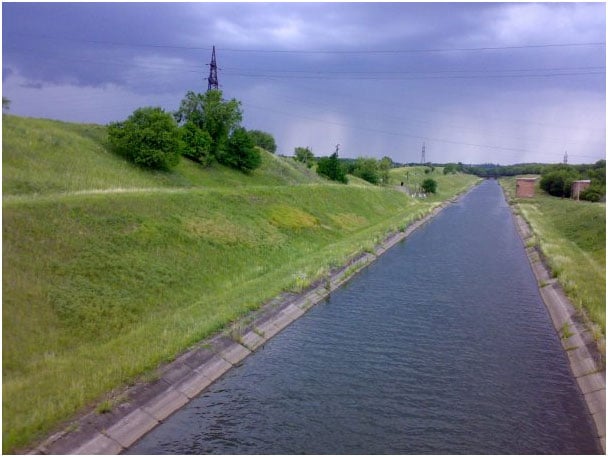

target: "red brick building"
[571,180,591,200]
[515,177,537,198]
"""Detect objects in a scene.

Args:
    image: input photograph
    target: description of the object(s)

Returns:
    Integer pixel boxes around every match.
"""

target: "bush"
[317,152,348,184]
[540,169,578,198]
[248,130,277,153]
[580,186,604,202]
[107,107,180,170]
[421,178,437,193]
[218,127,261,173]
[180,121,213,166]
[294,147,314,168]
[352,157,380,184]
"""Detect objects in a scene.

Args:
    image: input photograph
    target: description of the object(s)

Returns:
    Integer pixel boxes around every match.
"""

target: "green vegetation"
[247,129,277,154]
[293,146,315,168]
[501,177,605,340]
[317,151,348,183]
[389,166,480,201]
[464,161,605,202]
[3,115,478,452]
[107,107,181,170]
[421,178,437,194]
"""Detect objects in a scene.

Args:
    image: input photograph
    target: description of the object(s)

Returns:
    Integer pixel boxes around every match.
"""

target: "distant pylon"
[563,150,568,164]
[207,45,219,92]
[420,142,426,164]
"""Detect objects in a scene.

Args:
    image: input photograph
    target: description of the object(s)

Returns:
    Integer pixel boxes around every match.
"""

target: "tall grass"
[2,115,479,452]
[500,177,605,335]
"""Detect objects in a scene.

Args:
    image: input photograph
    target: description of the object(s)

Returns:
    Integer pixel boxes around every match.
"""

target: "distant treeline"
[445,160,605,202]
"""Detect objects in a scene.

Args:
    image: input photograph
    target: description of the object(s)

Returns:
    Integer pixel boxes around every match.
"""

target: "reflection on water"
[128,180,600,454]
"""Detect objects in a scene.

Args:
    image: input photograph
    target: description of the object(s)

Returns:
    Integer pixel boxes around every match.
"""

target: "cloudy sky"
[2,2,606,164]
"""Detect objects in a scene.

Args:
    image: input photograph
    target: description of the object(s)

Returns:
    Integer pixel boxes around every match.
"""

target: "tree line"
[107,90,276,173]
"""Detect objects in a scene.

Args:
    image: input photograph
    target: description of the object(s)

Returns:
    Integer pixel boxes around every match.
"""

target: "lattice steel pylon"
[420,142,426,164]
[563,150,568,164]
[207,45,219,92]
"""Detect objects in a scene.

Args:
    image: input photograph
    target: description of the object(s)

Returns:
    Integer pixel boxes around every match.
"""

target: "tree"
[421,178,437,193]
[317,152,348,184]
[248,130,277,153]
[378,156,393,184]
[218,127,261,173]
[294,146,315,168]
[352,157,380,184]
[2,96,10,112]
[180,121,213,166]
[174,90,242,158]
[107,107,181,170]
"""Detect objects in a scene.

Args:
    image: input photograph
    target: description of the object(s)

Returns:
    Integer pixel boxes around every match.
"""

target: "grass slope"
[501,177,605,338]
[3,115,479,452]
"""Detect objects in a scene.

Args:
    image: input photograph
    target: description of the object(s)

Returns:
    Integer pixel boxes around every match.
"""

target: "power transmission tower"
[420,142,426,164]
[563,151,568,164]
[207,45,219,92]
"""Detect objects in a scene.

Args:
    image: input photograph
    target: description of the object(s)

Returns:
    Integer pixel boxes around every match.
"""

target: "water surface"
[129,180,599,454]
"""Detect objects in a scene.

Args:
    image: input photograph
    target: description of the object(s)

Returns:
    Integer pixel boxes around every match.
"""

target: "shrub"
[421,178,437,193]
[107,107,180,170]
[218,127,261,173]
[294,146,315,168]
[580,186,604,202]
[352,157,380,184]
[540,169,578,198]
[317,152,348,184]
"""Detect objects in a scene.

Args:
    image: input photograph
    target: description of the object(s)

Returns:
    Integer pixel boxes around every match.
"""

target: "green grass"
[2,115,479,452]
[500,177,605,337]
[389,166,481,202]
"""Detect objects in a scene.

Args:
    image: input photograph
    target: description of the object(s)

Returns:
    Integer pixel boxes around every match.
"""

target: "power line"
[8,33,606,54]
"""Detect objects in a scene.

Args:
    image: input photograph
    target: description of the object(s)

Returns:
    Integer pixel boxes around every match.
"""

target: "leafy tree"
[248,129,277,153]
[421,178,437,193]
[352,157,380,184]
[218,127,261,173]
[317,152,348,184]
[378,156,393,184]
[174,90,242,158]
[180,121,213,166]
[107,107,180,170]
[294,146,315,168]
[2,96,10,112]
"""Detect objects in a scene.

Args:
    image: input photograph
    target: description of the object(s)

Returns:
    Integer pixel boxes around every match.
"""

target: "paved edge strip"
[505,189,606,453]
[30,184,478,455]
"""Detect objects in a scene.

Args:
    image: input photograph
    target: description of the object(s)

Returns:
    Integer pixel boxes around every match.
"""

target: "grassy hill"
[2,115,478,452]
[501,177,605,339]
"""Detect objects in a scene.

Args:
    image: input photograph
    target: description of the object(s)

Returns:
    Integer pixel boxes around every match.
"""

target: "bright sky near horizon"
[2,2,606,164]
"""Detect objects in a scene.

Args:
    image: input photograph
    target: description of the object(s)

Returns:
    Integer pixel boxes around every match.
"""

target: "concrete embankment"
[508,198,606,453]
[29,187,475,455]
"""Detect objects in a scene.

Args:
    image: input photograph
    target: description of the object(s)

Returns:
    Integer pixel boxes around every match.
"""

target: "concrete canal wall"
[509,199,605,453]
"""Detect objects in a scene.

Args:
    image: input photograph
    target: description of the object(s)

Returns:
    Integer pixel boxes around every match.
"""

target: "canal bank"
[505,188,606,452]
[30,184,478,455]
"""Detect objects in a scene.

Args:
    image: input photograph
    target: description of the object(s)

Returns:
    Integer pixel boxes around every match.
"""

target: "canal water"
[128,180,600,454]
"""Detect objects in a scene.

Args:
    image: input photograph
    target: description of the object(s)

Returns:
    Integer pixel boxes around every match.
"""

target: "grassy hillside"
[2,115,479,452]
[501,177,605,338]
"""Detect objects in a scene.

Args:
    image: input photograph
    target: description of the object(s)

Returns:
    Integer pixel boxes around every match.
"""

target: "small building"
[571,180,591,200]
[515,177,538,198]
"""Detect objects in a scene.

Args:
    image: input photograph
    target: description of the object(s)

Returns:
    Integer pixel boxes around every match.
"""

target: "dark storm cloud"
[2,2,605,164]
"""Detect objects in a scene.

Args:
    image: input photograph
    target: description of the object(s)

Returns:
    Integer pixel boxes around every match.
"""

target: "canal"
[128,180,600,454]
